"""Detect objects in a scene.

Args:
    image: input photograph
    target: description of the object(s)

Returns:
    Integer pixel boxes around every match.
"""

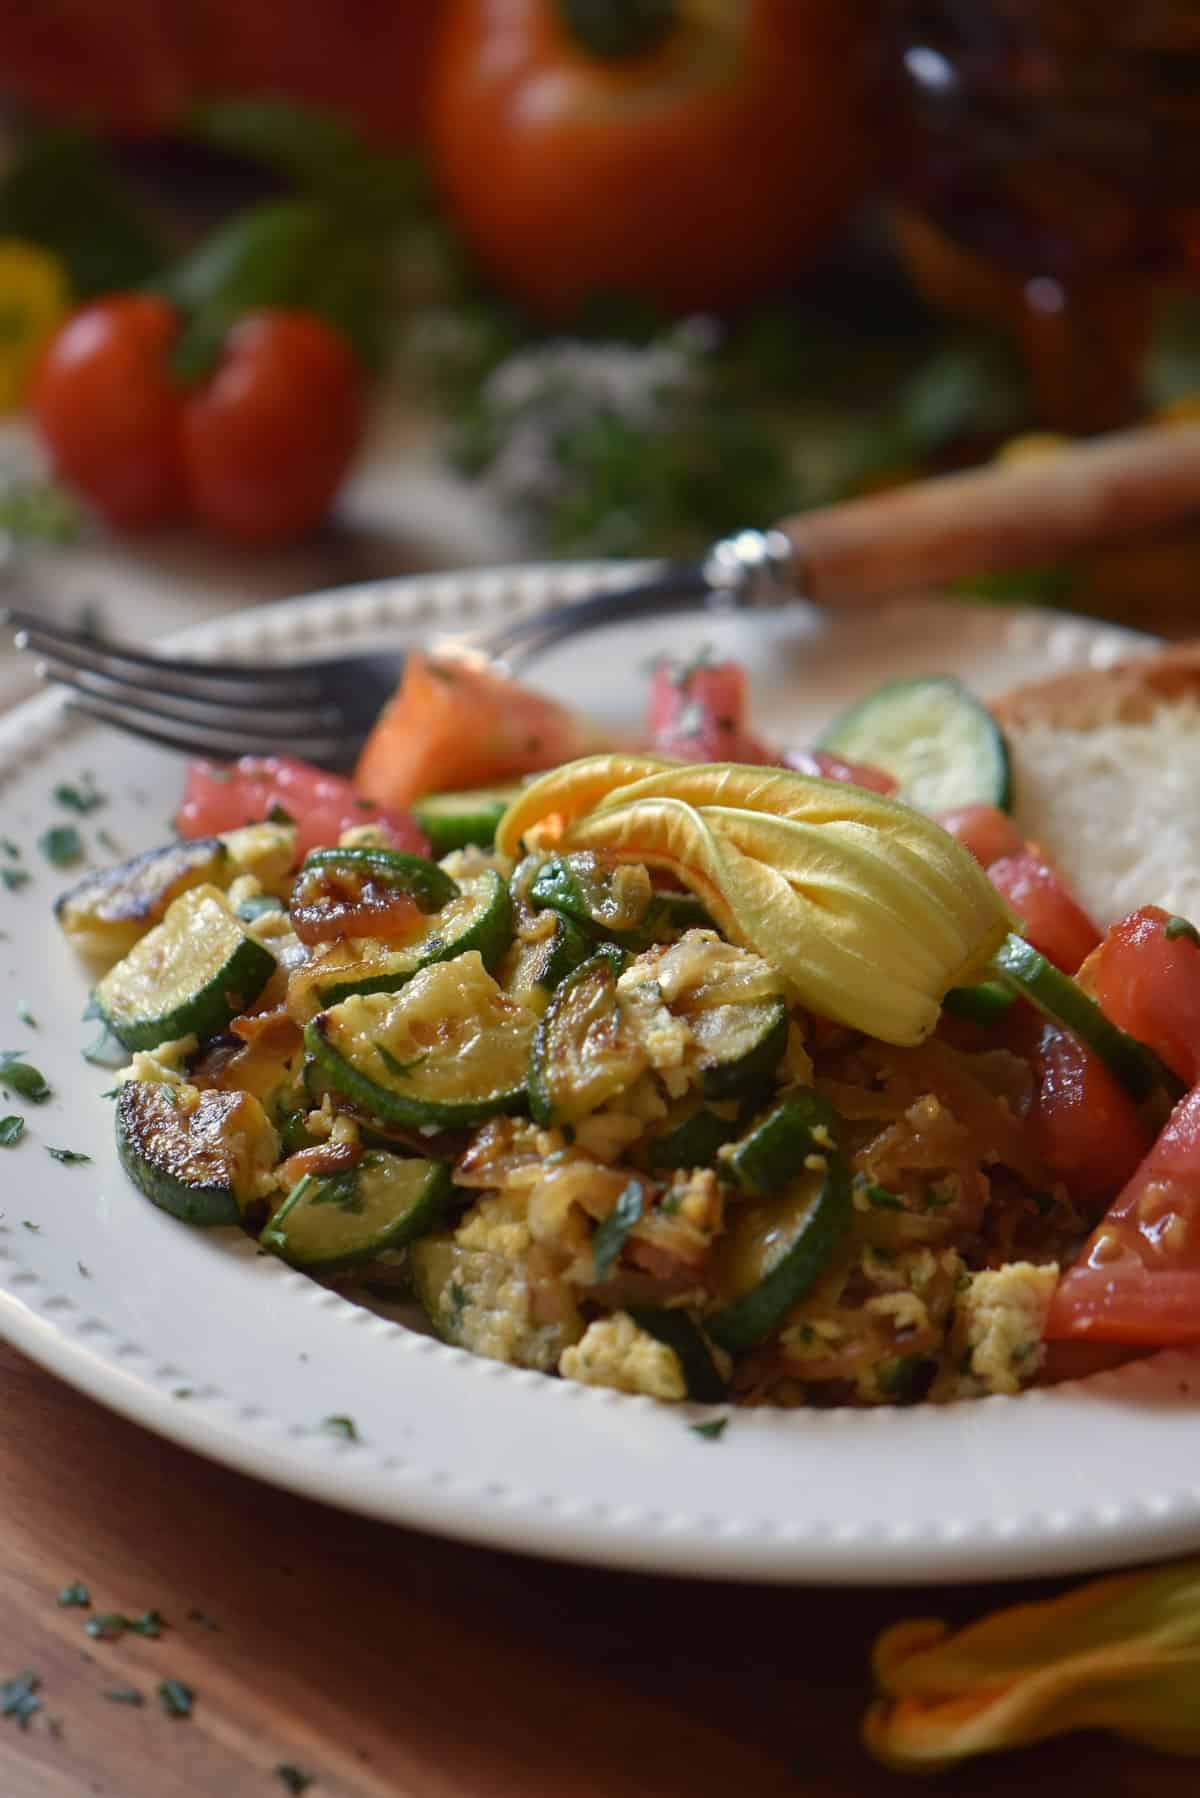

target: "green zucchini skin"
[298,847,458,913]
[409,1234,584,1370]
[315,870,513,1007]
[726,1089,843,1197]
[646,1102,743,1173]
[530,851,657,946]
[695,998,788,1099]
[503,910,594,1012]
[527,946,642,1128]
[628,1308,728,1403]
[990,933,1183,1104]
[95,886,277,1051]
[412,786,520,855]
[115,1081,275,1227]
[942,980,1017,1028]
[818,673,1013,813]
[261,1153,452,1273]
[706,1159,851,1355]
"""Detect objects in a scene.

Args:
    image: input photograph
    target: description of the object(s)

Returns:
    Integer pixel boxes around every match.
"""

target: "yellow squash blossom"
[865,1558,1200,1771]
[0,239,70,412]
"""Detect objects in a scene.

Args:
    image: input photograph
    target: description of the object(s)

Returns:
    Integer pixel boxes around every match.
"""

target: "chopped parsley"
[275,1768,315,1794]
[187,1608,219,1631]
[16,1003,36,1029]
[56,1581,90,1608]
[1,838,18,858]
[172,1387,194,1400]
[47,1147,91,1165]
[0,867,30,892]
[322,1414,359,1443]
[21,1221,39,1233]
[157,1679,193,1719]
[0,1671,41,1729]
[77,1262,90,1277]
[855,1177,905,1211]
[0,1053,50,1103]
[37,824,84,867]
[102,1687,144,1706]
[85,1609,163,1642]
[0,1116,24,1147]
[689,1417,728,1442]
[95,827,121,855]
[590,1179,645,1283]
[53,779,104,816]
[266,803,295,825]
[446,1278,467,1327]
[1164,915,1200,948]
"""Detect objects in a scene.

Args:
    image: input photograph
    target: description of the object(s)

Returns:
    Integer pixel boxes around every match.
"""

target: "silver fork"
[3,533,796,770]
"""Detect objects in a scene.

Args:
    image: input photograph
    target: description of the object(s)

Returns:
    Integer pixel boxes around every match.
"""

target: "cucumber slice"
[95,885,277,1050]
[706,1159,851,1355]
[307,951,536,1129]
[298,846,457,913]
[116,1080,277,1226]
[261,1152,452,1273]
[501,911,594,1012]
[410,1234,584,1371]
[725,1089,842,1197]
[528,947,646,1127]
[942,979,1017,1027]
[646,1098,743,1172]
[413,786,521,855]
[290,870,513,1015]
[55,837,228,966]
[691,997,788,1099]
[818,674,1013,812]
[530,851,656,942]
[990,933,1183,1104]
[627,1308,727,1403]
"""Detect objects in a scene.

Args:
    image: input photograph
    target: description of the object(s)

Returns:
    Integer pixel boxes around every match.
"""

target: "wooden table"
[0,1333,1192,1796]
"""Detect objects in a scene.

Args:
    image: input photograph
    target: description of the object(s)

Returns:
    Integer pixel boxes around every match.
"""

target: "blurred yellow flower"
[864,1559,1200,1772]
[0,239,70,412]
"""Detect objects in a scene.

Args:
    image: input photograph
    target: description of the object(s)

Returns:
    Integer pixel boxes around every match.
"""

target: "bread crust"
[992,643,1200,731]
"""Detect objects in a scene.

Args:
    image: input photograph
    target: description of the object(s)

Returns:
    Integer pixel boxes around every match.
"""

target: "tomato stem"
[556,0,676,61]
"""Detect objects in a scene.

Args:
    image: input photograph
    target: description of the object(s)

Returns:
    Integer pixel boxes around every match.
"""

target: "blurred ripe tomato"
[0,1,438,143]
[428,0,871,321]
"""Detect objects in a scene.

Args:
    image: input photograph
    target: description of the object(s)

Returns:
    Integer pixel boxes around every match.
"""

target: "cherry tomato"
[1031,1021,1151,1208]
[428,0,870,321]
[987,848,1101,974]
[937,803,1024,868]
[1086,905,1200,1087]
[177,755,428,862]
[1045,1084,1200,1346]
[30,294,185,527]
[180,311,365,546]
[784,750,897,795]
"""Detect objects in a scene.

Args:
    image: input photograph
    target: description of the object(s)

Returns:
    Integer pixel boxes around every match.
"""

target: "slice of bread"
[992,646,1200,928]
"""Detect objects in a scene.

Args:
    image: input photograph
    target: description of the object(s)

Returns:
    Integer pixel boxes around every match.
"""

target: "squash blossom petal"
[865,1559,1200,1771]
[497,757,1011,1046]
[0,239,70,412]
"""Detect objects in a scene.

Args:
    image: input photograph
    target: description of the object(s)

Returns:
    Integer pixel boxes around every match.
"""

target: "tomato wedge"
[176,755,428,862]
[937,803,1023,868]
[1086,905,1200,1087]
[1031,1021,1152,1207]
[986,848,1101,975]
[1045,1084,1200,1345]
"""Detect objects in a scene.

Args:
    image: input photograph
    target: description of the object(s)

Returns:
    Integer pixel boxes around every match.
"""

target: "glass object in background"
[888,3,1200,430]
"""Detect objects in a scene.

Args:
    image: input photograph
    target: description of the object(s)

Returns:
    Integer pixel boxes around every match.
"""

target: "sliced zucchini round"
[95,885,277,1050]
[990,933,1183,1104]
[530,851,656,942]
[501,911,594,1013]
[55,837,228,966]
[299,846,457,913]
[692,997,788,1099]
[725,1088,842,1197]
[627,1307,728,1403]
[261,1152,452,1273]
[290,870,514,1015]
[528,947,646,1127]
[413,786,521,855]
[307,952,536,1129]
[116,1080,278,1226]
[818,674,1013,813]
[706,1159,851,1355]
[410,1234,584,1371]
[646,1098,743,1173]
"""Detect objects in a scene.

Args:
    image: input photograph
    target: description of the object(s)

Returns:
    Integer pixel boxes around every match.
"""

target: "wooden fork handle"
[778,423,1200,605]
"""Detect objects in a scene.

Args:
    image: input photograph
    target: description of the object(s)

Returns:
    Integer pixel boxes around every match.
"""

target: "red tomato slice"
[987,848,1101,974]
[1086,905,1200,1087]
[176,755,429,862]
[783,749,897,795]
[355,654,588,811]
[1045,1084,1200,1345]
[1031,1021,1152,1207]
[937,803,1024,868]
[647,658,771,762]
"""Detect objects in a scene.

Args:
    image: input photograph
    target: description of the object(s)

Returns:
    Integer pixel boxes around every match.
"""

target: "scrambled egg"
[559,1312,686,1402]
[951,1262,1060,1397]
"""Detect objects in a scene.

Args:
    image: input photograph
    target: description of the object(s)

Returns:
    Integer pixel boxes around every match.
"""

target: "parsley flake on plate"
[16,1003,35,1029]
[102,1686,144,1706]
[0,867,29,893]
[38,824,83,868]
[322,1414,359,1443]
[54,779,104,816]
[56,1581,90,1608]
[46,1147,91,1165]
[689,1417,729,1442]
[275,1768,315,1794]
[0,1116,24,1147]
[0,1052,50,1103]
[157,1679,193,1719]
[0,1671,41,1729]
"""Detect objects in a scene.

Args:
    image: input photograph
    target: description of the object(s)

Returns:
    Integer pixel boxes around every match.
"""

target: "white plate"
[2,567,1197,1587]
